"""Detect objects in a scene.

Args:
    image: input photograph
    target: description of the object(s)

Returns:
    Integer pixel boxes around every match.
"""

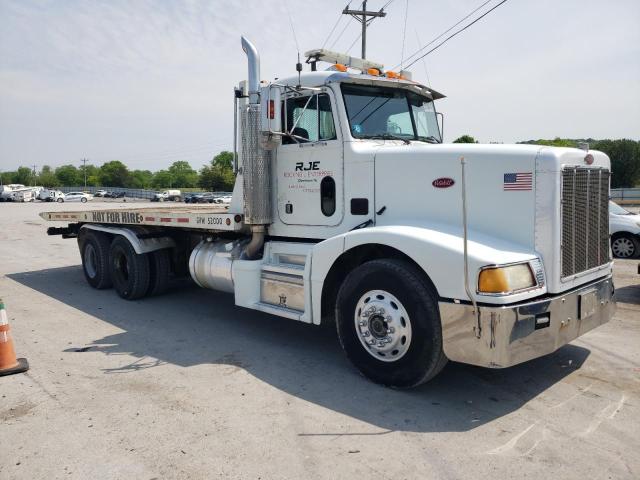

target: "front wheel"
[336,259,447,388]
[81,197,87,203]
[56,198,64,203]
[612,234,640,258]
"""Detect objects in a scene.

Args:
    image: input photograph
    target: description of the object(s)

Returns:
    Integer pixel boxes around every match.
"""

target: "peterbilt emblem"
[432,177,455,188]
[584,153,594,165]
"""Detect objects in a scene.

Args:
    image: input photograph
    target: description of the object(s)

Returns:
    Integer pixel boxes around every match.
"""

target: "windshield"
[609,201,631,215]
[341,84,441,143]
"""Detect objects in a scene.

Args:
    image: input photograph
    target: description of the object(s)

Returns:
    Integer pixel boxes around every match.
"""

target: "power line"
[403,0,510,70]
[415,29,431,87]
[392,0,493,70]
[322,3,351,48]
[346,32,362,54]
[329,15,354,50]
[400,0,409,71]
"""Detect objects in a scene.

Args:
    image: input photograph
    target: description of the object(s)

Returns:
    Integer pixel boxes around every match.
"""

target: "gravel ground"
[1,201,639,480]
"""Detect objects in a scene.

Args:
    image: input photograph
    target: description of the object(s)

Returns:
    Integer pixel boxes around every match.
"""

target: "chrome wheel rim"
[84,244,97,278]
[612,237,635,258]
[354,289,412,362]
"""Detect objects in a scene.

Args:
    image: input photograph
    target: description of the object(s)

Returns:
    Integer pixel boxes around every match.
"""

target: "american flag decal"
[503,172,533,191]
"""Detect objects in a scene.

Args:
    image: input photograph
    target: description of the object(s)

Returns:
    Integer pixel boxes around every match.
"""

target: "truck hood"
[373,143,543,249]
[373,142,612,292]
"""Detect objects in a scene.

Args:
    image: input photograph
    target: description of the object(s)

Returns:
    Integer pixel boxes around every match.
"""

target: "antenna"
[342,0,387,59]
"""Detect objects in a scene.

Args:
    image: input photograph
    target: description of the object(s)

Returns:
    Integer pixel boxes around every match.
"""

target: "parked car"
[610,201,640,258]
[63,191,93,203]
[183,193,199,203]
[94,190,108,197]
[103,191,121,198]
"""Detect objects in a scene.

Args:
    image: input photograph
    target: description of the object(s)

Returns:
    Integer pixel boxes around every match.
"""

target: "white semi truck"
[41,37,616,388]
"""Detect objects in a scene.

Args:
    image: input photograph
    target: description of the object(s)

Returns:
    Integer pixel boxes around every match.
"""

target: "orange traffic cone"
[0,299,29,377]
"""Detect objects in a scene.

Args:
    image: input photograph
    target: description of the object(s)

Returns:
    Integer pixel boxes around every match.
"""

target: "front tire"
[611,234,640,258]
[56,198,64,203]
[81,197,87,203]
[336,259,447,388]
[109,236,150,300]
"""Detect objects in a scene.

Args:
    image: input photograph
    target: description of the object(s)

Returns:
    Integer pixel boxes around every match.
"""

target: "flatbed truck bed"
[40,204,243,232]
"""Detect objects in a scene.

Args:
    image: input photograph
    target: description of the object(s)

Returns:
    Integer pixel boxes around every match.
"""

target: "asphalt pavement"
[1,201,639,479]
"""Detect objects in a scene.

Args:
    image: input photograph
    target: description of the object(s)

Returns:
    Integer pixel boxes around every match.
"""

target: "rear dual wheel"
[80,231,113,289]
[80,231,171,299]
[109,237,150,300]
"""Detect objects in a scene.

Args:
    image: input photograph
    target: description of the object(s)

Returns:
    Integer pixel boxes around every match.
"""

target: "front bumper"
[439,275,615,368]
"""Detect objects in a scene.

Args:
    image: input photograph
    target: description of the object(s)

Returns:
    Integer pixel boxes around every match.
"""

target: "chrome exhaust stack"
[240,36,272,259]
[241,36,260,105]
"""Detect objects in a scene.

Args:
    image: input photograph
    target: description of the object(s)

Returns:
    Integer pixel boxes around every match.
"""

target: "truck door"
[276,91,344,226]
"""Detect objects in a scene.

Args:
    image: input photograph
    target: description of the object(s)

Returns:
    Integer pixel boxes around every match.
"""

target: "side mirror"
[260,85,282,148]
[436,112,445,142]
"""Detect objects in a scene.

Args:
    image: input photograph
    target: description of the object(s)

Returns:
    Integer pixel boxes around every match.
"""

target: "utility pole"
[342,0,387,59]
[31,164,37,186]
[81,158,88,190]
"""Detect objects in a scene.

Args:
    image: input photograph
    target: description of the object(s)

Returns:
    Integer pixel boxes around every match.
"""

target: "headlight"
[478,262,537,294]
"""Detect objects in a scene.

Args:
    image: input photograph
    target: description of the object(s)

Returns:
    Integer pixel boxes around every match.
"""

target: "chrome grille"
[561,167,610,278]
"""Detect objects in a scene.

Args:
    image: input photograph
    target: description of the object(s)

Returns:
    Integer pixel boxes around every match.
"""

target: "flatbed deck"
[40,204,244,231]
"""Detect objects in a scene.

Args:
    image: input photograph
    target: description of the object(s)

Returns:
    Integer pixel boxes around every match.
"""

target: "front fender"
[310,224,541,323]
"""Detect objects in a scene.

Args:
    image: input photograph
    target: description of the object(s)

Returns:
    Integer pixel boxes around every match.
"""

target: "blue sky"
[0,0,638,171]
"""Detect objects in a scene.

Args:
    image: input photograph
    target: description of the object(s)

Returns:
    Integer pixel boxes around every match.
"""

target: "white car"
[63,191,93,203]
[610,201,640,258]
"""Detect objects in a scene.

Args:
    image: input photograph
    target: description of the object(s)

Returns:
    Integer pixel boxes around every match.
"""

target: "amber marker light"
[478,263,536,294]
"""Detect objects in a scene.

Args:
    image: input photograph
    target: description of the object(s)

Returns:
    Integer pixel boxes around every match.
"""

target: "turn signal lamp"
[478,263,536,294]
[334,63,347,72]
[367,68,381,76]
[386,71,400,79]
[268,99,275,119]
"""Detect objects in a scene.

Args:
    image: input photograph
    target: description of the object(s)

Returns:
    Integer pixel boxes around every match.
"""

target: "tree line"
[0,151,236,192]
[453,136,640,188]
[4,139,639,190]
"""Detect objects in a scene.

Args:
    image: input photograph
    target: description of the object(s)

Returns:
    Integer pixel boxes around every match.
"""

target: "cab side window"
[282,93,336,145]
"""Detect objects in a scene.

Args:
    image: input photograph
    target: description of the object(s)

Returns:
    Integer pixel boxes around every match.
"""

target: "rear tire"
[109,236,150,300]
[147,249,171,296]
[79,231,113,289]
[336,259,447,388]
[56,198,64,203]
